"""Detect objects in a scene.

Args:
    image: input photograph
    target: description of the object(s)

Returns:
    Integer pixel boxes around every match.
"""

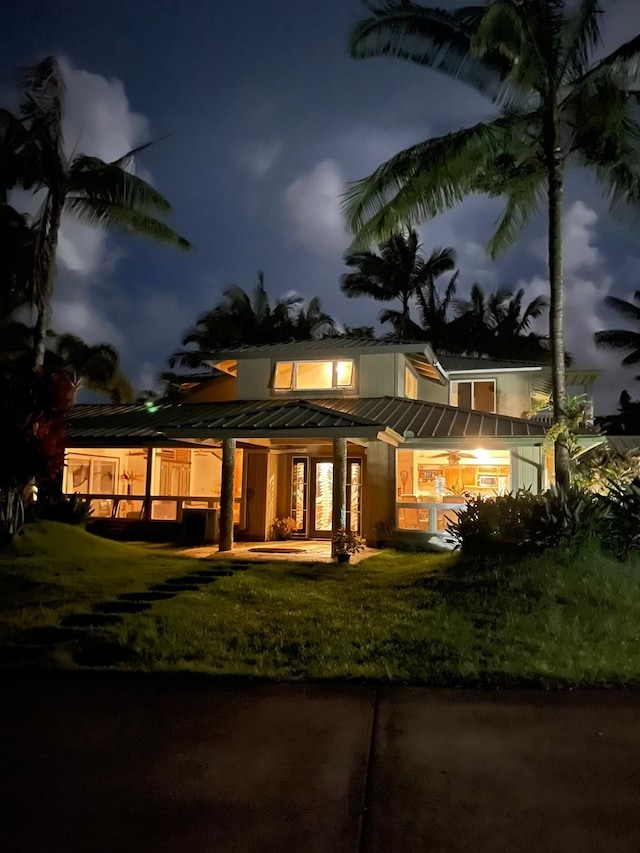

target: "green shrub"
[603,478,640,559]
[527,486,608,551]
[37,493,93,526]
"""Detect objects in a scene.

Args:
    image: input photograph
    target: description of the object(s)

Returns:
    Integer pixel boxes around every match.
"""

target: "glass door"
[308,458,362,538]
[290,457,308,536]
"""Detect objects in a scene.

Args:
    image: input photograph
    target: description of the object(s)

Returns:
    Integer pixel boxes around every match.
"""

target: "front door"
[290,456,362,538]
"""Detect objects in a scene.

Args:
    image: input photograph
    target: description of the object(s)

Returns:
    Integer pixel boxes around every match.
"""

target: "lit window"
[273,360,355,391]
[450,380,496,413]
[336,361,353,387]
[274,362,293,390]
[405,367,418,400]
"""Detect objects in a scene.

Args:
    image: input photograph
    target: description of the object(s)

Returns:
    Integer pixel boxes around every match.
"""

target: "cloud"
[234,139,282,177]
[284,159,350,255]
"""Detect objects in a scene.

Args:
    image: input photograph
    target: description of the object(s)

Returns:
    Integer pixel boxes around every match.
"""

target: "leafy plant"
[269,516,297,541]
[449,490,540,557]
[603,479,640,560]
[332,527,366,556]
[37,493,93,526]
[527,487,608,552]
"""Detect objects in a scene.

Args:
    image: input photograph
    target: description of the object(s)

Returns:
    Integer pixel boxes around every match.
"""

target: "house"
[63,339,600,550]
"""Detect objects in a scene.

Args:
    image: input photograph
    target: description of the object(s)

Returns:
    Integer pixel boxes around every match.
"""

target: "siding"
[237,359,272,399]
[496,374,533,419]
[510,445,544,492]
[184,375,237,402]
[359,353,398,396]
[363,439,395,539]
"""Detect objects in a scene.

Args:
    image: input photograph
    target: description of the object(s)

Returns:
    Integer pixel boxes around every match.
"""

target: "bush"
[603,478,640,559]
[38,493,93,526]
[450,487,608,560]
[269,516,296,540]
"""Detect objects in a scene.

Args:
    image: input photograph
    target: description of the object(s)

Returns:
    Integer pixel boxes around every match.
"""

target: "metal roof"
[607,436,640,455]
[438,356,546,372]
[66,400,385,442]
[66,396,547,443]
[315,397,547,439]
[202,338,436,361]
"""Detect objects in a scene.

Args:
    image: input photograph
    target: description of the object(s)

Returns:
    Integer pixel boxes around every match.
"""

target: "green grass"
[0,521,204,642]
[4,523,640,685]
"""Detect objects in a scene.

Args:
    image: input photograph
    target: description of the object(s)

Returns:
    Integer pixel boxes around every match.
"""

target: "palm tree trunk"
[32,193,64,369]
[545,107,570,491]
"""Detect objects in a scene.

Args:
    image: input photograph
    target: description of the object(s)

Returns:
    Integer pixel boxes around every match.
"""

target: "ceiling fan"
[431,451,476,466]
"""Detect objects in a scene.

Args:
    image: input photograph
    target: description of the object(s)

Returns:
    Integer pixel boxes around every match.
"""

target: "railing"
[396,500,466,533]
[64,493,242,523]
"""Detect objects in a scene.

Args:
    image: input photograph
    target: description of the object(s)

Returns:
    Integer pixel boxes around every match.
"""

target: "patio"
[178,539,379,564]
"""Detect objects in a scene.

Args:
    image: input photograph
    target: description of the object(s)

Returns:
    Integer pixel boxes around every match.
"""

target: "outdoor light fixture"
[474,449,491,463]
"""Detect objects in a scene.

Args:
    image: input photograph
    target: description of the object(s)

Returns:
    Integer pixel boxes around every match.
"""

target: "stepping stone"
[199,569,233,577]
[61,613,123,628]
[21,626,81,645]
[151,583,200,593]
[94,601,152,614]
[73,642,135,667]
[117,591,176,602]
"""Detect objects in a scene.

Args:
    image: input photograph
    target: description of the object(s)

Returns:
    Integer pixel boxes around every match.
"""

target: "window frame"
[272,359,355,392]
[450,378,497,413]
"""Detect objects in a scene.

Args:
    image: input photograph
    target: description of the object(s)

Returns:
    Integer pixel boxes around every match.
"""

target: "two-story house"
[63,339,599,549]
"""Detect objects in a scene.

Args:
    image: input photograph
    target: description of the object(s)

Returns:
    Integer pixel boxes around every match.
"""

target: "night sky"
[2,0,640,412]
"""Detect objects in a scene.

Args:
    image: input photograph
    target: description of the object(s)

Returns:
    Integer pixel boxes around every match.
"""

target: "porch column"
[219,438,236,552]
[141,448,153,521]
[331,437,347,555]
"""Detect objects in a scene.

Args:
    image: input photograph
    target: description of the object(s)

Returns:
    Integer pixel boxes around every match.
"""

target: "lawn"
[3,522,640,685]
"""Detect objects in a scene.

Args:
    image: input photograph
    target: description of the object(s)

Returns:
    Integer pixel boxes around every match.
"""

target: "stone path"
[4,675,640,852]
[1,562,252,667]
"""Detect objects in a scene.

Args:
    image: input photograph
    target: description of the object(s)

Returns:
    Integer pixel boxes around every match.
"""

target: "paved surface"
[3,674,640,852]
[179,539,378,563]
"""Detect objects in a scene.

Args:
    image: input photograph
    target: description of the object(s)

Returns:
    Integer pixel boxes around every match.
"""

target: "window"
[273,359,354,391]
[405,367,418,400]
[450,379,496,413]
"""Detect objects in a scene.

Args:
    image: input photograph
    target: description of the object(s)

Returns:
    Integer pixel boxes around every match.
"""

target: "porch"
[178,538,379,564]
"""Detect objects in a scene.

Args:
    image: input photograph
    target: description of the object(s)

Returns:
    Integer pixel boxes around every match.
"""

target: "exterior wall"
[417,376,449,405]
[362,439,395,541]
[359,353,398,397]
[184,375,237,402]
[510,445,544,492]
[448,372,533,418]
[244,451,271,539]
[237,359,272,399]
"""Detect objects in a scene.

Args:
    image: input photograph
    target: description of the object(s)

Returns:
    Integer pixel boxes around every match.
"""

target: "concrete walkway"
[3,673,640,852]
[179,539,378,564]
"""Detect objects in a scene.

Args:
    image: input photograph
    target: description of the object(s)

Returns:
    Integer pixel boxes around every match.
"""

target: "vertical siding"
[275,454,290,518]
[418,377,449,404]
[359,353,398,396]
[244,452,269,539]
[237,359,272,399]
[510,445,544,493]
[363,439,395,540]
[495,374,533,418]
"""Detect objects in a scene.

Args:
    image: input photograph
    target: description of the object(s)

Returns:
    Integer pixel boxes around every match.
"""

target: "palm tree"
[415,270,459,352]
[291,296,338,339]
[341,229,456,339]
[46,333,133,403]
[595,292,640,375]
[173,271,304,367]
[1,56,190,368]
[345,0,640,489]
[452,284,549,359]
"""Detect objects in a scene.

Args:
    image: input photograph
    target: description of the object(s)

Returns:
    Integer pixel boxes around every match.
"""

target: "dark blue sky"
[3,0,640,411]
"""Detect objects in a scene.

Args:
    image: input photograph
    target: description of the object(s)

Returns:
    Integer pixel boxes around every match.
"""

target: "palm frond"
[561,0,602,80]
[350,1,516,104]
[68,156,173,213]
[65,196,191,248]
[602,294,640,322]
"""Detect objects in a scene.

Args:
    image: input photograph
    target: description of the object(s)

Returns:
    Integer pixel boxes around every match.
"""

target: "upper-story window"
[450,379,496,413]
[273,360,354,391]
[405,366,418,400]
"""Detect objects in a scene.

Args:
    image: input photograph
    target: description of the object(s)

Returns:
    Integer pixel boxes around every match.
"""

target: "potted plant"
[332,527,366,564]
[269,516,296,541]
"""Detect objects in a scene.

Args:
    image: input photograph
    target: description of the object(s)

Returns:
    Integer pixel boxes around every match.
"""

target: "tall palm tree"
[595,291,640,375]
[1,56,190,368]
[341,229,456,339]
[46,333,133,403]
[291,296,338,339]
[415,270,459,351]
[345,0,640,489]
[173,271,304,367]
[453,284,549,358]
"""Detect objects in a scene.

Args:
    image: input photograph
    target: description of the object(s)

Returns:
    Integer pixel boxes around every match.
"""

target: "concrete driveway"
[3,673,640,852]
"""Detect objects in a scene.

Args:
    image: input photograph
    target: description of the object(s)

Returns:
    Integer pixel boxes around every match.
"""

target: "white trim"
[447,366,543,375]
[450,378,497,414]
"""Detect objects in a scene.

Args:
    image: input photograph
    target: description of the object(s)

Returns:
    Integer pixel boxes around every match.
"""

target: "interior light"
[474,449,491,463]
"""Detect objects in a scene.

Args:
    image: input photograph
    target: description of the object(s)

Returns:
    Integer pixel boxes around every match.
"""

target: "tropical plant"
[341,229,456,339]
[594,291,640,374]
[172,271,337,367]
[46,333,133,403]
[345,0,640,489]
[0,368,74,544]
[0,56,190,368]
[332,527,366,559]
[603,478,640,559]
[269,516,297,541]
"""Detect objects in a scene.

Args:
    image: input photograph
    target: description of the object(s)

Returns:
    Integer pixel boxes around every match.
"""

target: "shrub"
[269,516,296,540]
[332,527,366,556]
[38,493,93,526]
[450,487,608,560]
[603,478,640,559]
